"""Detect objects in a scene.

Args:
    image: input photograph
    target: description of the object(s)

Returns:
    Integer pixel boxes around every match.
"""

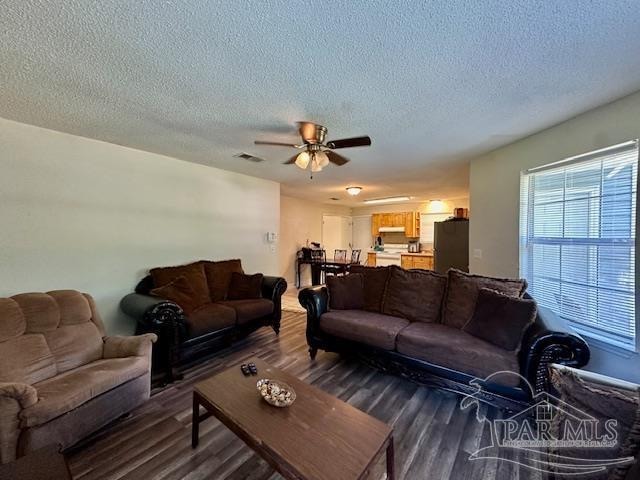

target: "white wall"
[469,90,640,383]
[0,117,280,335]
[279,195,352,287]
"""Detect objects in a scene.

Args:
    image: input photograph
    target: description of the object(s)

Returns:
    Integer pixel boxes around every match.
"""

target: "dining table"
[296,257,361,287]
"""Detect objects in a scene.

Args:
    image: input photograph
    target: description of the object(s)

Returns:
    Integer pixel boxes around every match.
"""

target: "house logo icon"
[460,371,635,476]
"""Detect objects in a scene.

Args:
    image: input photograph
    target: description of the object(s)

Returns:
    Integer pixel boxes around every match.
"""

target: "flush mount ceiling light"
[363,196,411,205]
[346,186,362,196]
[429,199,445,212]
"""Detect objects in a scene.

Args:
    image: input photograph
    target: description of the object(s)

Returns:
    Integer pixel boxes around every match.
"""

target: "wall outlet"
[270,244,276,253]
[473,248,483,259]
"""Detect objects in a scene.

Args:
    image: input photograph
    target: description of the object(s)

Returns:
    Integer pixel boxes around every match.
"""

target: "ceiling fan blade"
[254,140,299,147]
[326,136,371,149]
[283,154,299,165]
[326,151,350,166]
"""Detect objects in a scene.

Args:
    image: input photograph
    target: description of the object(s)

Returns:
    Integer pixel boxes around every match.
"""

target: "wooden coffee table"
[192,357,394,480]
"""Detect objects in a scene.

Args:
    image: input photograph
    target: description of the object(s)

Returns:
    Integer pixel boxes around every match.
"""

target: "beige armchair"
[0,290,156,463]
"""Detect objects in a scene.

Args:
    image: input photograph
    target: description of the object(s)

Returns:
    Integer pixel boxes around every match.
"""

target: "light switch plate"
[473,249,482,259]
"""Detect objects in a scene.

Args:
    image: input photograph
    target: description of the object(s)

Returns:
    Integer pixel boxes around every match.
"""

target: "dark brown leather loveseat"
[299,266,590,409]
[121,259,286,384]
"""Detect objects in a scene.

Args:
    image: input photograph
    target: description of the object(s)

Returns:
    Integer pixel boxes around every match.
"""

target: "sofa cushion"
[550,367,640,480]
[43,322,104,374]
[46,290,93,326]
[11,294,60,333]
[327,273,365,310]
[348,265,391,312]
[150,275,200,315]
[0,334,57,385]
[187,303,237,337]
[382,266,447,323]
[442,269,527,329]
[20,357,149,428]
[203,259,244,302]
[0,298,26,341]
[463,288,537,352]
[396,322,521,387]
[150,261,210,307]
[320,310,410,351]
[18,375,151,456]
[218,299,274,325]
[227,272,263,300]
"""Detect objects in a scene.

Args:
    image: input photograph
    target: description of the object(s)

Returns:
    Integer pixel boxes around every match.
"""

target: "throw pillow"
[442,269,527,329]
[550,368,640,480]
[348,265,391,312]
[202,259,244,301]
[382,265,447,323]
[227,272,263,300]
[150,276,199,315]
[326,273,365,310]
[463,288,537,351]
[150,261,210,307]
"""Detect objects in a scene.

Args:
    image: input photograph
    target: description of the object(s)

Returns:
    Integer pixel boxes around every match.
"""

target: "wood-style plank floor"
[67,311,547,480]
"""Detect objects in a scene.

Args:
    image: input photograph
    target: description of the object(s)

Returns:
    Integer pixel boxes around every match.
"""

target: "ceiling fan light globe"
[346,186,362,196]
[311,158,323,172]
[315,151,329,167]
[295,151,310,169]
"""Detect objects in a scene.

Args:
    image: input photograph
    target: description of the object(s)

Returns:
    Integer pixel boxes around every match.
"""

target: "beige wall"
[468,90,640,382]
[279,195,351,287]
[0,117,280,335]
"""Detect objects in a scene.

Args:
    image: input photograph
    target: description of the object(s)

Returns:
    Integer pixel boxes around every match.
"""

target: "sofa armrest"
[262,276,288,302]
[0,382,38,409]
[298,286,328,334]
[120,293,187,338]
[519,305,590,394]
[261,276,287,333]
[103,333,158,359]
[0,382,38,463]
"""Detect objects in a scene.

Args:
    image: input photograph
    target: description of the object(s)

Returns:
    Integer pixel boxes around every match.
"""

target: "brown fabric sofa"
[0,290,156,464]
[120,259,287,384]
[299,266,590,410]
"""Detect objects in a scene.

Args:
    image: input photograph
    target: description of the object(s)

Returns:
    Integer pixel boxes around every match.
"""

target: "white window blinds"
[519,140,638,350]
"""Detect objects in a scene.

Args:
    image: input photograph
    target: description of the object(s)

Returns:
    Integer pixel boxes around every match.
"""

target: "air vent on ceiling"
[233,152,264,162]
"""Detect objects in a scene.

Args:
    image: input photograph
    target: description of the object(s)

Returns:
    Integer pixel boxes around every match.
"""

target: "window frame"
[519,140,640,353]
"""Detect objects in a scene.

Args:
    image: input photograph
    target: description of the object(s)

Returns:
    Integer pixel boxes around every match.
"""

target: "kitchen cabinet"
[367,252,377,266]
[400,254,434,270]
[370,211,420,236]
[371,215,381,237]
[404,212,420,237]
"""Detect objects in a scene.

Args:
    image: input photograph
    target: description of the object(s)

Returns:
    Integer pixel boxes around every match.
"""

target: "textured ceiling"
[3,1,640,205]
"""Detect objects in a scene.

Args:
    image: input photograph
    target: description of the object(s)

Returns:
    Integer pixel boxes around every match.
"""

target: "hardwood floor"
[67,312,547,480]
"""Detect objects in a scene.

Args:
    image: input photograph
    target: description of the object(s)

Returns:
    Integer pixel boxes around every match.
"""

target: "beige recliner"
[0,290,156,463]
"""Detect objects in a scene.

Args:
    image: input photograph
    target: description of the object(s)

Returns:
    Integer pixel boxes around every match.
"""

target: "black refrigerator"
[433,219,469,273]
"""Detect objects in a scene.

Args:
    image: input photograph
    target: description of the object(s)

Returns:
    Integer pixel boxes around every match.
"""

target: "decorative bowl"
[256,379,296,407]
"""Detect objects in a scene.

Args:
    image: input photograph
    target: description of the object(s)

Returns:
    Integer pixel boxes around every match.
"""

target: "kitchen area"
[365,208,469,273]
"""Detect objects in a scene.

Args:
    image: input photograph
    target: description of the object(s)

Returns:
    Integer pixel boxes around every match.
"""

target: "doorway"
[322,215,352,260]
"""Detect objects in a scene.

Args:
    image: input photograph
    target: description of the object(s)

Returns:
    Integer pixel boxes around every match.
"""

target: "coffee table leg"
[386,437,395,480]
[192,393,200,448]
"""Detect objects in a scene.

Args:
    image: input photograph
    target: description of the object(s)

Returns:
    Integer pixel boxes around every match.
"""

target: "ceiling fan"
[254,122,371,177]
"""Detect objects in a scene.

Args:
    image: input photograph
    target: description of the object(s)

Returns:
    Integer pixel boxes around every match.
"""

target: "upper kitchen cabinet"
[404,211,420,237]
[371,211,420,237]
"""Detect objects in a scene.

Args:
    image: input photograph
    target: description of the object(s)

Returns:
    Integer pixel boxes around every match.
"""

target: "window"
[520,140,638,350]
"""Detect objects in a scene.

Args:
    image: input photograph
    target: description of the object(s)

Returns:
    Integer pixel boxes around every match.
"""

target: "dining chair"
[310,249,326,284]
[334,249,347,262]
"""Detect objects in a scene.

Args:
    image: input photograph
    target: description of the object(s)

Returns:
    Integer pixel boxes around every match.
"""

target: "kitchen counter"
[400,252,433,257]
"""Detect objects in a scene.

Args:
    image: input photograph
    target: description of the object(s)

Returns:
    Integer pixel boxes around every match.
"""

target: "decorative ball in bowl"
[256,379,296,407]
